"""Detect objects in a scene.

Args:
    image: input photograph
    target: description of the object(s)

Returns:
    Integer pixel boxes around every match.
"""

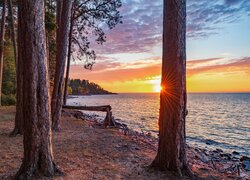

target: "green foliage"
[69,79,113,95]
[45,1,57,86]
[1,93,16,105]
[67,86,72,95]
[45,11,56,34]
[2,41,16,106]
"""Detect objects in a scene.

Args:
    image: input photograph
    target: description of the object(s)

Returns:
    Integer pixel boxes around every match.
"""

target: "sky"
[69,0,250,93]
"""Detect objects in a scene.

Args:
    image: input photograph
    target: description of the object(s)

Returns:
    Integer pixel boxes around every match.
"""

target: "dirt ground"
[0,106,189,180]
[0,106,249,180]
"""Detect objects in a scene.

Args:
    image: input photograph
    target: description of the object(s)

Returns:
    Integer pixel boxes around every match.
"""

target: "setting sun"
[154,84,162,92]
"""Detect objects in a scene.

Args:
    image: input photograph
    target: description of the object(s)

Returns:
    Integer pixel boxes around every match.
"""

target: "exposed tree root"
[149,161,198,180]
[9,128,23,137]
[14,162,64,180]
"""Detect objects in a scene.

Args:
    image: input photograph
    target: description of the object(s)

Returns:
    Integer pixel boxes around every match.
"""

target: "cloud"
[187,0,250,38]
[92,0,163,54]
[70,56,162,83]
[89,0,250,55]
[224,0,244,5]
[187,57,250,77]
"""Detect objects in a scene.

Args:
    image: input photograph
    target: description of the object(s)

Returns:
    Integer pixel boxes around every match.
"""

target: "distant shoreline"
[68,93,118,98]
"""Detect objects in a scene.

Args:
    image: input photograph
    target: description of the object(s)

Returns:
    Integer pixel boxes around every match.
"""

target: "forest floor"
[0,106,249,180]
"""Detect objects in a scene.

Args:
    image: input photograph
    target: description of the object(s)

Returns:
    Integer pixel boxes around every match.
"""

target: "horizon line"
[111,91,250,94]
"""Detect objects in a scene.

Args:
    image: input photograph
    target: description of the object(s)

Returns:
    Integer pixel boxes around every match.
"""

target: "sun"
[154,84,162,92]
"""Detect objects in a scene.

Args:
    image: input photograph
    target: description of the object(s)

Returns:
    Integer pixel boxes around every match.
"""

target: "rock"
[216,148,223,153]
[232,151,240,155]
[200,153,210,163]
[205,140,212,145]
[194,148,200,152]
[240,156,250,162]
[242,160,250,171]
[73,111,84,119]
[205,139,217,145]
[220,153,232,160]
[232,157,239,162]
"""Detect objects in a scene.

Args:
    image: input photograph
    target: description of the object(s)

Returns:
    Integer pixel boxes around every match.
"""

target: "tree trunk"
[8,0,17,66]
[0,0,7,106]
[14,0,61,179]
[51,0,73,131]
[10,0,23,136]
[151,0,191,176]
[63,5,75,105]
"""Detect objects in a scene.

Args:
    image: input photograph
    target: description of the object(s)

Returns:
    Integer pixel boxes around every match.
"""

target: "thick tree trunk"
[8,0,17,66]
[10,2,23,136]
[0,0,7,106]
[63,6,75,105]
[151,0,190,176]
[14,0,61,179]
[51,0,73,130]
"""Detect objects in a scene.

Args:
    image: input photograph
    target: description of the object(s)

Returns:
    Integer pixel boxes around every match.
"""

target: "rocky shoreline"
[65,109,250,179]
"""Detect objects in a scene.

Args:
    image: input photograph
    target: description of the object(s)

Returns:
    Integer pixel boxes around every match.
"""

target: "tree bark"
[151,0,191,177]
[14,0,61,179]
[10,0,23,136]
[63,4,75,105]
[51,0,73,131]
[0,0,7,106]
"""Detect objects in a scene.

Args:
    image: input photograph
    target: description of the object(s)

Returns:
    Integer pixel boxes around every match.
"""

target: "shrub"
[1,94,16,106]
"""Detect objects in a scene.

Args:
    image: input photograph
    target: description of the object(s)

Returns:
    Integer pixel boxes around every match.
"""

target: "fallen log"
[63,105,111,112]
[62,105,115,127]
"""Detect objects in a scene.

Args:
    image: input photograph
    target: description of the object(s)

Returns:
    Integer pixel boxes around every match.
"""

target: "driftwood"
[62,105,116,127]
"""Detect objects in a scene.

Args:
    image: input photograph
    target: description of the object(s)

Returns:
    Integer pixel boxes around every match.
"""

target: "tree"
[10,0,23,136]
[151,0,191,177]
[14,0,61,178]
[51,0,73,130]
[63,0,122,105]
[63,2,75,105]
[0,0,7,106]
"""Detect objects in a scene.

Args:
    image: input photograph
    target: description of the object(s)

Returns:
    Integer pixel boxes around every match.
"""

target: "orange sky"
[69,57,250,93]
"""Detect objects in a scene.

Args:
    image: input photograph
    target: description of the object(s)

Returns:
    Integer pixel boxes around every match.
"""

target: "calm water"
[67,93,250,156]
